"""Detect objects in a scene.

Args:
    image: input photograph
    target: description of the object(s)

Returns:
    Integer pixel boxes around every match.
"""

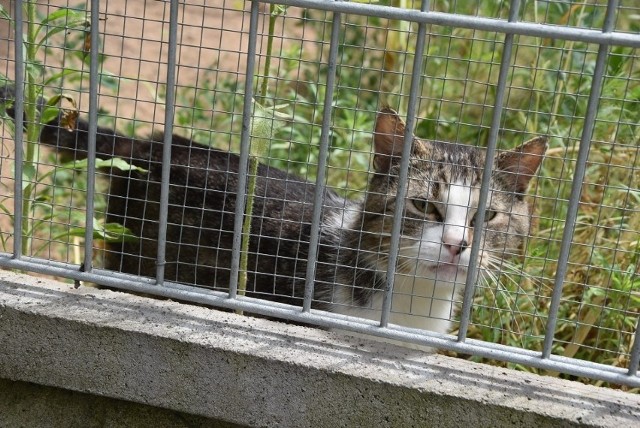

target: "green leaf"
[98,71,120,92]
[38,93,76,126]
[40,105,61,125]
[35,8,89,46]
[0,111,16,138]
[0,5,13,24]
[99,157,148,173]
[0,201,12,216]
[36,19,89,50]
[44,68,83,86]
[97,222,138,243]
[24,60,44,81]
[272,5,288,16]
[53,220,138,245]
[61,157,148,173]
[89,218,138,243]
[21,163,36,190]
[39,7,87,27]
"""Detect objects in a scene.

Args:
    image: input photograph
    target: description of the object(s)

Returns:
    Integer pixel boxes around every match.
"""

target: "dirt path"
[1,1,301,127]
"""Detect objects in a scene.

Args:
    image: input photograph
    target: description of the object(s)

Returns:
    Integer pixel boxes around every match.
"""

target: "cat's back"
[115,132,346,297]
[147,134,324,218]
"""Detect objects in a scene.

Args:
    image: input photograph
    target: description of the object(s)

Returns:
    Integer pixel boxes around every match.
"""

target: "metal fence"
[1,0,639,388]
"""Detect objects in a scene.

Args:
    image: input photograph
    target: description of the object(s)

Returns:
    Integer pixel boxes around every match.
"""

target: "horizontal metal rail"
[0,252,638,387]
[258,0,640,47]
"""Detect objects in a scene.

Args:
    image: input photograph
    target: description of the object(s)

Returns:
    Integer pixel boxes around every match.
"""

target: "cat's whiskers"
[485,254,547,293]
[474,267,529,343]
[478,253,546,345]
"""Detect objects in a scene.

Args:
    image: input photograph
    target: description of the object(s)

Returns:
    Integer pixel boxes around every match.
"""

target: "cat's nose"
[443,239,468,256]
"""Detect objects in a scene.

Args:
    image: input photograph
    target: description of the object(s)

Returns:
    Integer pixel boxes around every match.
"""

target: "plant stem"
[237,5,281,307]
[398,0,413,102]
[258,5,277,104]
[237,155,259,299]
[21,1,39,255]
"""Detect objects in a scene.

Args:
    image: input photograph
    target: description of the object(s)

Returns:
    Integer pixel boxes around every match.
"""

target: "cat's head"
[364,107,547,285]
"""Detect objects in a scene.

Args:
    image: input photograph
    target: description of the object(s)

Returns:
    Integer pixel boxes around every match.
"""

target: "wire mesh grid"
[0,0,639,388]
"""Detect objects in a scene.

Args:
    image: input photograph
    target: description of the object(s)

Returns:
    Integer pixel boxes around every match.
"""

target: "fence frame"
[1,0,640,387]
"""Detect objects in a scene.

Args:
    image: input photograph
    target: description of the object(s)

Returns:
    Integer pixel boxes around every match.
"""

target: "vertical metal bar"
[302,9,341,312]
[229,1,260,298]
[541,0,618,359]
[457,0,522,341]
[628,316,640,377]
[12,0,24,258]
[380,0,430,328]
[155,0,179,285]
[82,0,101,272]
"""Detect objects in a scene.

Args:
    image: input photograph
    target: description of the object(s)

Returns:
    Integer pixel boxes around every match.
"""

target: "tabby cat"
[3,86,546,335]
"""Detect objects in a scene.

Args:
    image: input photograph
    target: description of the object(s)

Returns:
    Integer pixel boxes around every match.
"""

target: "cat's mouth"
[427,261,468,280]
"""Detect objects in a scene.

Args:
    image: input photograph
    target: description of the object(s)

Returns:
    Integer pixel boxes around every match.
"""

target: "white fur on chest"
[331,273,463,335]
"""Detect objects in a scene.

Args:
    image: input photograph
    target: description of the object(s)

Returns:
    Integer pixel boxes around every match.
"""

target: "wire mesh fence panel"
[0,0,639,388]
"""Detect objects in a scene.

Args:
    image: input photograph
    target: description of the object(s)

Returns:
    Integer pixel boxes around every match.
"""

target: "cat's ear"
[373,107,408,173]
[495,136,547,193]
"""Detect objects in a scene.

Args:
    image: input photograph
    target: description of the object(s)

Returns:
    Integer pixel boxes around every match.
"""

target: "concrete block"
[0,270,638,427]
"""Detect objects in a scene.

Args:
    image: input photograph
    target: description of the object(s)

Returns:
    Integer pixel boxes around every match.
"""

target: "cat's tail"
[0,82,135,161]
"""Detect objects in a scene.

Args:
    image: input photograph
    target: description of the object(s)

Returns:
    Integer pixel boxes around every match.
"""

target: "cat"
[2,84,546,336]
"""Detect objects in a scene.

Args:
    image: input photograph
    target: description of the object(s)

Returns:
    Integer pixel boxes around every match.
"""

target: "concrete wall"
[0,378,243,428]
[0,270,638,428]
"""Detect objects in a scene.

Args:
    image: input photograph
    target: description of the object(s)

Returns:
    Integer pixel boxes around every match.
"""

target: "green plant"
[0,2,134,264]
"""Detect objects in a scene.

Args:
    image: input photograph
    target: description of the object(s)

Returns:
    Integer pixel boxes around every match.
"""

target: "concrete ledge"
[0,270,638,427]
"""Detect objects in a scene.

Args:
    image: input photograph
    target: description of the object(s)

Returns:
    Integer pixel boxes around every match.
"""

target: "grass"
[2,1,639,389]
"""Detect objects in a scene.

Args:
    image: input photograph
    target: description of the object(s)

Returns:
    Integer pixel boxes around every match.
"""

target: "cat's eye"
[412,198,443,222]
[470,209,497,227]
